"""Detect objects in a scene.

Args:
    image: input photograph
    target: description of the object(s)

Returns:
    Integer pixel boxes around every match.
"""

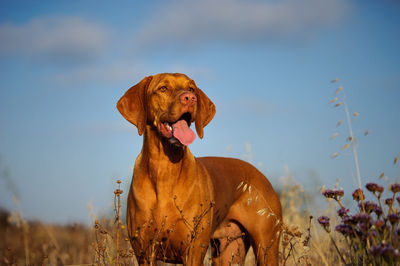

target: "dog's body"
[117,73,282,265]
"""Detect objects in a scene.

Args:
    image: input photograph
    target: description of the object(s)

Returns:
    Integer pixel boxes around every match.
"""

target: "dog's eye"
[188,87,195,92]
[159,86,168,92]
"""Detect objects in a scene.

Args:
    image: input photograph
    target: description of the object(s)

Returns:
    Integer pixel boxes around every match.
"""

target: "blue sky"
[0,0,399,224]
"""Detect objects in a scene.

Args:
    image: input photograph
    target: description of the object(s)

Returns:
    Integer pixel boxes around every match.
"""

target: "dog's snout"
[180,92,197,106]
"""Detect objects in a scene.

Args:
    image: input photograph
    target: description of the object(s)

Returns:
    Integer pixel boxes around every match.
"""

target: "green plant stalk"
[327,231,347,265]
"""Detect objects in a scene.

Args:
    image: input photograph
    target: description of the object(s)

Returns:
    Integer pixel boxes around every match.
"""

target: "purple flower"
[318,216,330,231]
[359,222,370,232]
[361,201,378,213]
[337,207,349,218]
[366,182,384,194]
[370,243,400,259]
[385,198,394,205]
[353,213,371,223]
[343,216,357,225]
[335,224,353,236]
[388,213,400,224]
[322,189,334,198]
[390,183,400,193]
[373,206,383,216]
[322,189,344,200]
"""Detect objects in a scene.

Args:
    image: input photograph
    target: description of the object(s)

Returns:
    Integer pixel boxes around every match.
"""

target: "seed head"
[329,97,338,104]
[331,152,339,159]
[390,183,400,193]
[352,188,365,202]
[330,132,339,140]
[335,86,343,94]
[385,198,394,206]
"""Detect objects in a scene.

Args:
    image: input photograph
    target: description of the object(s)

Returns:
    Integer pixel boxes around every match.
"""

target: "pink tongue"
[172,120,196,146]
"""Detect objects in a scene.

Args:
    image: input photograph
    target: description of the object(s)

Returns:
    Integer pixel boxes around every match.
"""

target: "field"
[2,169,400,265]
[1,82,399,265]
[0,177,322,265]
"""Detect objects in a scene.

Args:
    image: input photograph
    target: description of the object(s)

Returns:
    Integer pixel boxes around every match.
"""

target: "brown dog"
[117,73,282,265]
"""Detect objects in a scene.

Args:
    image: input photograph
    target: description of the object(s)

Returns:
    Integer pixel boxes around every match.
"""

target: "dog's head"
[117,73,216,146]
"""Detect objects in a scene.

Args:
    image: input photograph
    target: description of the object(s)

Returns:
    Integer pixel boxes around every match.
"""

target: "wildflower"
[373,206,383,217]
[366,182,384,194]
[359,222,372,232]
[352,188,365,202]
[322,189,344,201]
[365,183,378,193]
[337,207,349,218]
[318,216,330,232]
[343,216,357,225]
[370,243,400,259]
[353,213,371,223]
[361,201,378,213]
[335,224,353,236]
[387,213,400,225]
[390,183,400,193]
[385,198,394,206]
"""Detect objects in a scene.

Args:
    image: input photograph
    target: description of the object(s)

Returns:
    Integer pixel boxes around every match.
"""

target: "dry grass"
[0,176,342,266]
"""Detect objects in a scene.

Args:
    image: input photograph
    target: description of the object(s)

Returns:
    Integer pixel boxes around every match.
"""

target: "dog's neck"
[138,125,195,195]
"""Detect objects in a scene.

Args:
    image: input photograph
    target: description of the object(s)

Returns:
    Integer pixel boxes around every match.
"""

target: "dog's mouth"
[158,112,196,146]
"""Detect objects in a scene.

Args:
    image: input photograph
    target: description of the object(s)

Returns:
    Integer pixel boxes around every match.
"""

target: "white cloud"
[135,0,350,48]
[0,16,109,65]
[50,63,149,86]
[48,62,214,87]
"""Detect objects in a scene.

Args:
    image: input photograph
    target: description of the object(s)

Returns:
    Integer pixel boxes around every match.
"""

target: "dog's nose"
[180,92,197,106]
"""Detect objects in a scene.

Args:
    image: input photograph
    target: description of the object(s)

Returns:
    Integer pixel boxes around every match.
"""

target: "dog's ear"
[117,76,153,136]
[195,87,216,139]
